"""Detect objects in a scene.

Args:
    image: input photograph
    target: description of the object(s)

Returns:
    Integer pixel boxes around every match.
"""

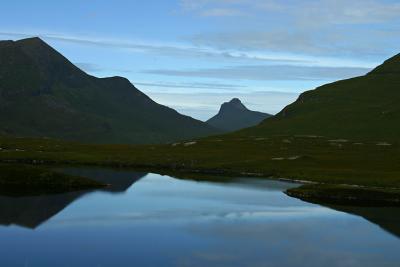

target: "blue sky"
[1,0,399,120]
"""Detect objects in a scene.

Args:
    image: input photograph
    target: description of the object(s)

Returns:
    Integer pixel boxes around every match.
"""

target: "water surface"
[0,167,399,267]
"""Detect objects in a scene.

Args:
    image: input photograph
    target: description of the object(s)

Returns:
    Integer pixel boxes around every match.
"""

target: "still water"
[0,167,400,267]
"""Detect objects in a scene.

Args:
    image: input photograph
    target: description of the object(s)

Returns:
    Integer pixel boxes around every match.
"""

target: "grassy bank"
[0,134,399,204]
[286,184,400,206]
[0,163,106,196]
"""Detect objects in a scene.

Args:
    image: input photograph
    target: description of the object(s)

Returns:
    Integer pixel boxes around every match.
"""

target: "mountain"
[239,53,400,141]
[0,37,218,144]
[206,98,272,132]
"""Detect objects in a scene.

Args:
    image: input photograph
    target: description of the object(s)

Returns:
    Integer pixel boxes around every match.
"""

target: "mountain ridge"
[0,37,219,144]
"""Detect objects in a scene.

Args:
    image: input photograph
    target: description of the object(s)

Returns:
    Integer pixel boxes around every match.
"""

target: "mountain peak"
[16,37,48,47]
[229,98,241,103]
[10,36,89,82]
[368,53,400,75]
[206,98,272,132]
[222,98,247,111]
[229,98,243,105]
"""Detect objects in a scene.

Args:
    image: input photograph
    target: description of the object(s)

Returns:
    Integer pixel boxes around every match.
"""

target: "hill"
[239,53,400,141]
[206,98,271,132]
[0,37,218,144]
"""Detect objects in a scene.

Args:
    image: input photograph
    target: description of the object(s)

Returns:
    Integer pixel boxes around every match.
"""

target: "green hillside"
[0,37,218,144]
[238,53,400,141]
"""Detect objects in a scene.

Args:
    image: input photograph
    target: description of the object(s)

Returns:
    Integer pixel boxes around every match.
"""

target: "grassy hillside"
[238,53,400,141]
[0,134,399,188]
[0,37,219,144]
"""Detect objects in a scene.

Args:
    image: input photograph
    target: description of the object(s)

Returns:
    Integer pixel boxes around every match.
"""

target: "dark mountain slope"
[0,37,218,144]
[239,53,400,141]
[206,98,271,132]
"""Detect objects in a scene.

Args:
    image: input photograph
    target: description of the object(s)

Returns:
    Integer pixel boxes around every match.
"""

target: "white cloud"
[200,8,245,17]
[297,0,400,25]
[0,31,313,64]
[134,81,246,91]
[180,0,400,58]
[75,62,132,74]
[144,64,371,82]
[180,0,400,23]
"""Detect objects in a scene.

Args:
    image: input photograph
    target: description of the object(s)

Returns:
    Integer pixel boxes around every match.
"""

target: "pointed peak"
[16,37,47,45]
[229,98,242,104]
[222,98,247,111]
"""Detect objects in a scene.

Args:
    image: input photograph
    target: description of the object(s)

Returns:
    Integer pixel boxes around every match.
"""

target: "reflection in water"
[60,167,147,194]
[329,206,400,238]
[0,191,84,229]
[0,169,399,267]
[0,168,147,229]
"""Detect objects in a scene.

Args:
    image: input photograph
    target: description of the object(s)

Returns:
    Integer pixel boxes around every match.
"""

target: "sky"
[0,0,399,120]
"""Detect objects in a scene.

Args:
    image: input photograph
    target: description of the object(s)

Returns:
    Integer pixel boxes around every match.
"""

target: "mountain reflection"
[328,205,400,239]
[0,168,147,229]
[1,167,399,241]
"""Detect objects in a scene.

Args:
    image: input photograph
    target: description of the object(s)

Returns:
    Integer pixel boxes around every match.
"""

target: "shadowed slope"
[0,37,218,144]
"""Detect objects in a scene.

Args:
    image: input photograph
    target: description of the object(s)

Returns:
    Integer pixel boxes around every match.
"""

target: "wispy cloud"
[144,64,371,82]
[180,0,400,23]
[0,29,369,84]
[180,0,400,58]
[0,31,312,64]
[75,62,132,74]
[200,8,245,17]
[179,0,284,17]
[296,0,400,25]
[75,62,104,72]
[135,81,245,91]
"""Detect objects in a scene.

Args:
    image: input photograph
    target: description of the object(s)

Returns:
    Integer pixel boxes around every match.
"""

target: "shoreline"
[285,184,400,207]
[1,158,400,206]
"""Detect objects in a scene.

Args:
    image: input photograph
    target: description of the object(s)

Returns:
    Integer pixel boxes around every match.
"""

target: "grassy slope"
[0,134,399,189]
[239,55,400,141]
[285,184,400,206]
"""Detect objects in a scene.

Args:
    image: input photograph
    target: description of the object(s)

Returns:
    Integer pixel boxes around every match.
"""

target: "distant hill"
[206,98,272,132]
[0,37,218,144]
[239,53,400,141]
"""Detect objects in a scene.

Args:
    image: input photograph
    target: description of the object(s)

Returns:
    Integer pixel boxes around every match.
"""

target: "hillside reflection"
[0,168,147,229]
